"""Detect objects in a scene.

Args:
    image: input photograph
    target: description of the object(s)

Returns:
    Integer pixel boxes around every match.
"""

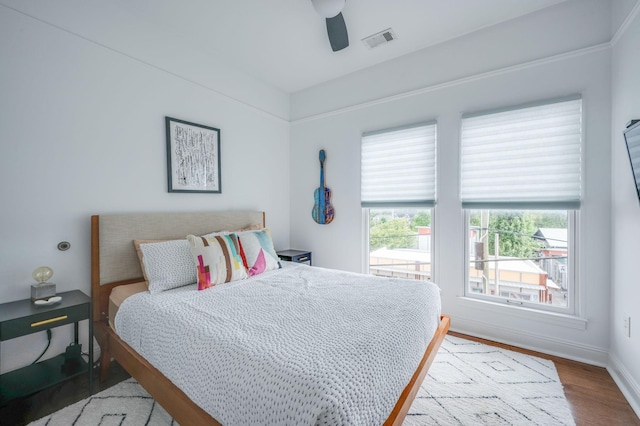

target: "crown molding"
[611,1,640,46]
[292,43,611,124]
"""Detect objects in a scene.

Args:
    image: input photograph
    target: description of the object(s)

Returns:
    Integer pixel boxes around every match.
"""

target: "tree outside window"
[368,208,433,282]
[468,210,570,308]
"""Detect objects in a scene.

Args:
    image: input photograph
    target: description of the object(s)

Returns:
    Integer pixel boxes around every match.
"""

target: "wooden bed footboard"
[384,314,450,425]
[95,314,449,425]
[95,320,218,425]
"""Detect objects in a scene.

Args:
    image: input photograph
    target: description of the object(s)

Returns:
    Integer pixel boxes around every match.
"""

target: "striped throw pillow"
[187,233,248,290]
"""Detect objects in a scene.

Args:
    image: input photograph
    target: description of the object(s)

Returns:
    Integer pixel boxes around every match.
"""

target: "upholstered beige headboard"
[91,211,265,321]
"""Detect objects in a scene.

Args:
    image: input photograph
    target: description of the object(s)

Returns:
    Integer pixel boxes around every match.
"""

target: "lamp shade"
[311,0,345,18]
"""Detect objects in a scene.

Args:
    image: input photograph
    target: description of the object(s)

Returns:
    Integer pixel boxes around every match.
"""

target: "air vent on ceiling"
[361,28,397,49]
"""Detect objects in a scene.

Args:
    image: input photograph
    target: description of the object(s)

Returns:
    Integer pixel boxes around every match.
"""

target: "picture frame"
[165,116,221,193]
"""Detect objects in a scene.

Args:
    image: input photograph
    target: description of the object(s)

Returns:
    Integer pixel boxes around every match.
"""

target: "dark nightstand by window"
[277,250,312,266]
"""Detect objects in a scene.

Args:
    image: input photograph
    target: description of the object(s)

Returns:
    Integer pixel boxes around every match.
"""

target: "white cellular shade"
[461,97,582,209]
[361,123,436,207]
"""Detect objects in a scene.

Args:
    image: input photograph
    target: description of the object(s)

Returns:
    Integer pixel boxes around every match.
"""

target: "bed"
[91,211,450,425]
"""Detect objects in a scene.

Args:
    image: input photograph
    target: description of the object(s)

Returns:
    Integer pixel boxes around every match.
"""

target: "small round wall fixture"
[57,241,71,251]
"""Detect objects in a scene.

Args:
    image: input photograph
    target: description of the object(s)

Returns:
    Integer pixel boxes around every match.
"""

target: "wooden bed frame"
[91,211,450,425]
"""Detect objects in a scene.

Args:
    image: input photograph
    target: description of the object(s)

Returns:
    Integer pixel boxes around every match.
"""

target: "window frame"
[361,120,438,281]
[459,96,583,316]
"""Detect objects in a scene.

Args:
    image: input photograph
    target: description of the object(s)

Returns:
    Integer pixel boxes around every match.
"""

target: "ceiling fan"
[311,0,349,52]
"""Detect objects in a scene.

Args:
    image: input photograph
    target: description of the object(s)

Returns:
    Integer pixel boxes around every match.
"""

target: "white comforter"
[115,262,441,426]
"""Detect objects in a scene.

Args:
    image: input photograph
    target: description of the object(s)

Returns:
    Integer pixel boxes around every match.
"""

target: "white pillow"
[137,239,196,293]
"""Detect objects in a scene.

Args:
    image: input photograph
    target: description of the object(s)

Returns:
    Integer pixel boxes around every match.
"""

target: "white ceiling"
[110,0,569,93]
[43,0,568,94]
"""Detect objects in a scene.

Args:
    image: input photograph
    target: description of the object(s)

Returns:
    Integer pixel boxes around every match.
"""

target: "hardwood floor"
[1,333,638,425]
[0,360,129,426]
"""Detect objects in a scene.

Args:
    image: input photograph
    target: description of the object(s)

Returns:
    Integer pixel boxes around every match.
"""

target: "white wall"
[290,0,612,365]
[0,6,290,373]
[610,1,640,415]
[0,0,290,121]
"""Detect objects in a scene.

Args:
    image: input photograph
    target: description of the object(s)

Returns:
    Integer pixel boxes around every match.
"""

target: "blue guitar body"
[312,150,335,224]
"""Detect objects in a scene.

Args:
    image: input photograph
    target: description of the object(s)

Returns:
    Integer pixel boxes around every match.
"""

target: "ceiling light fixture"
[310,0,349,52]
[310,0,345,18]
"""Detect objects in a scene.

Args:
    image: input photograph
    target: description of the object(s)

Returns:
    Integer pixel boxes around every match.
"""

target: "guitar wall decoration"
[312,149,335,224]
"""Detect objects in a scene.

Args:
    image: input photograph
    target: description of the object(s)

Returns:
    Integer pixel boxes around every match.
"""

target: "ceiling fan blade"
[325,12,349,52]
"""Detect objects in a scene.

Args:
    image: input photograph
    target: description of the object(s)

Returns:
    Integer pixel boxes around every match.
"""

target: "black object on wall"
[623,119,640,204]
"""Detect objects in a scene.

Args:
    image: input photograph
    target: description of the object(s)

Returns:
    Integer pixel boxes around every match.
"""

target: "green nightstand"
[0,290,93,405]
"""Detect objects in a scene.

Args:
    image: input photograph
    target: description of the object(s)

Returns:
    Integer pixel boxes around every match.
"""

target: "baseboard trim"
[607,352,640,419]
[450,316,609,367]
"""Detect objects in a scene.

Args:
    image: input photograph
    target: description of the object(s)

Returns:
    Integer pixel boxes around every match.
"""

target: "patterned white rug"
[405,335,575,425]
[29,335,574,425]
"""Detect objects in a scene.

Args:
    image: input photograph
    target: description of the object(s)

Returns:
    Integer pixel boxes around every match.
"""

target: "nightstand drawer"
[0,304,88,341]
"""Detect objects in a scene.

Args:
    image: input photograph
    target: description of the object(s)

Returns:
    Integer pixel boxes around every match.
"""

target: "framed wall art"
[165,116,221,193]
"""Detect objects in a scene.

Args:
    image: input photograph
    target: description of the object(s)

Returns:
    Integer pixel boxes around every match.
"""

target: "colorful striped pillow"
[237,229,281,276]
[187,233,248,290]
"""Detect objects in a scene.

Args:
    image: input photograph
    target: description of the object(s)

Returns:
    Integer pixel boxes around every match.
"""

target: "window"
[467,209,575,309]
[368,208,433,281]
[461,97,582,312]
[362,123,436,281]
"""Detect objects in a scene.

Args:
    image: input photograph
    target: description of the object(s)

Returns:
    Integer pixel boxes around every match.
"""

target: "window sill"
[456,296,588,330]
